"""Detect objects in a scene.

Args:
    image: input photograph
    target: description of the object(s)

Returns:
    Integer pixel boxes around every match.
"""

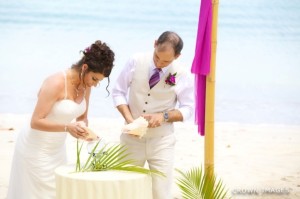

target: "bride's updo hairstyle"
[80,40,115,77]
[73,40,115,94]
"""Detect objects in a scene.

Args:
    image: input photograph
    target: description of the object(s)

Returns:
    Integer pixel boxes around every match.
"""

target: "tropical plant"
[75,139,164,177]
[176,166,230,199]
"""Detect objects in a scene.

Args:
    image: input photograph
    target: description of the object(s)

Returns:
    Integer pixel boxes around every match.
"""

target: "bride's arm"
[30,73,87,139]
[30,73,64,132]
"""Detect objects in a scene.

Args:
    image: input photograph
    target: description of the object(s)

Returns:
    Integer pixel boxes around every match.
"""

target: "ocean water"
[0,0,299,125]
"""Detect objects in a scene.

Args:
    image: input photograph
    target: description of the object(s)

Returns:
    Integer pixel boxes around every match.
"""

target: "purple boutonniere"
[165,72,177,86]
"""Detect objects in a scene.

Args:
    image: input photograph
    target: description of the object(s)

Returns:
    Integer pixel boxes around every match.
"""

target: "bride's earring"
[80,70,84,80]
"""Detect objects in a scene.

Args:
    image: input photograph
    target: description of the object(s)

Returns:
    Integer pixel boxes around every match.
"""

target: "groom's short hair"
[157,31,183,55]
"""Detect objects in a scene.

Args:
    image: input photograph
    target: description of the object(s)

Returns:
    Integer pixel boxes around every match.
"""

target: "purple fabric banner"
[191,0,212,136]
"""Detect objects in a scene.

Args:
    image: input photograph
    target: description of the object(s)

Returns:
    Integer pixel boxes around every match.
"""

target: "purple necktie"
[149,68,161,89]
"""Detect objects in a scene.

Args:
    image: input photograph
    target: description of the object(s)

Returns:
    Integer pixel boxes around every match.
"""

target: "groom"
[112,31,194,199]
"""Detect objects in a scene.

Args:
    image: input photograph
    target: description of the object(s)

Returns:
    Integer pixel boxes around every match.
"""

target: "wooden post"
[204,0,219,177]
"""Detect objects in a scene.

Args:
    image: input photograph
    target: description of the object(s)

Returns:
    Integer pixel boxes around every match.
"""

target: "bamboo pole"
[204,0,219,177]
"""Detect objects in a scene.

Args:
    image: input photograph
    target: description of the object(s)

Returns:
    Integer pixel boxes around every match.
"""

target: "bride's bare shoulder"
[48,71,64,84]
[40,71,65,92]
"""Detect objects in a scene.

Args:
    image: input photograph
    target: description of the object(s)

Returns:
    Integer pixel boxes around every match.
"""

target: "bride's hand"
[65,123,87,139]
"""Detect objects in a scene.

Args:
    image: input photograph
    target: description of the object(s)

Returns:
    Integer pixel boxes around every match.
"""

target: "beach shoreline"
[1,113,300,199]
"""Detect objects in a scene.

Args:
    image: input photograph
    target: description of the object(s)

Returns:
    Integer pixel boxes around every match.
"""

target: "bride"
[7,40,115,199]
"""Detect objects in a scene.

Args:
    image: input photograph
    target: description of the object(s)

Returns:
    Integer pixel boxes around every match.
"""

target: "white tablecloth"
[55,165,152,199]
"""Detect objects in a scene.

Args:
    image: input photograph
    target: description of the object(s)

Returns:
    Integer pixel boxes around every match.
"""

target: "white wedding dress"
[7,71,86,199]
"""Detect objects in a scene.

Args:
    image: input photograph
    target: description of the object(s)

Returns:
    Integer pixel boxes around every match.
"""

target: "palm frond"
[75,140,164,177]
[176,166,229,199]
[76,140,84,172]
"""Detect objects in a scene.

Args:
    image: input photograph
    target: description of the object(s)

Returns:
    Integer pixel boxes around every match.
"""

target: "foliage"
[176,166,230,199]
[75,139,164,177]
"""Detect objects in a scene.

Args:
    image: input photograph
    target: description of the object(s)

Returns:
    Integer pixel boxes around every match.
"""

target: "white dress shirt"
[112,54,194,121]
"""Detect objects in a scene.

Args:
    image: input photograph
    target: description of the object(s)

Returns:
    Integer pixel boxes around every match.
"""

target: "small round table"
[55,164,152,199]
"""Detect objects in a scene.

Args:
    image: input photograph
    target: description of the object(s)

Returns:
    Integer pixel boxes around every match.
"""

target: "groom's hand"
[142,113,164,128]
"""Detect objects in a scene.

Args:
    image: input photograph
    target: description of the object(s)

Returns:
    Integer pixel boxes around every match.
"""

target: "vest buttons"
[148,93,150,96]
[143,110,146,113]
[145,102,148,104]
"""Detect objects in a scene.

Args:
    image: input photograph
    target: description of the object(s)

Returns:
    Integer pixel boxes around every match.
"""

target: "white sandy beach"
[1,113,300,199]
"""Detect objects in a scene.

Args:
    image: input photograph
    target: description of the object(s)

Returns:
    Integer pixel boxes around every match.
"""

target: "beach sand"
[1,113,300,199]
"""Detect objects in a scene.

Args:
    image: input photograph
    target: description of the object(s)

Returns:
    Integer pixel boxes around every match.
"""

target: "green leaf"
[176,166,230,199]
[76,140,84,172]
[75,140,164,177]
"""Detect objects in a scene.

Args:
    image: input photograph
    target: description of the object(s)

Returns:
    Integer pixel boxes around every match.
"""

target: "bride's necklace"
[74,87,80,97]
[70,70,85,97]
[74,85,86,97]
